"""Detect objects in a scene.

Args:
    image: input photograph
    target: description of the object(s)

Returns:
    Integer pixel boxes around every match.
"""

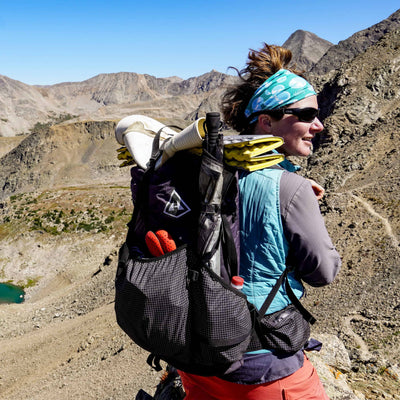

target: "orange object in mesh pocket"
[145,230,177,257]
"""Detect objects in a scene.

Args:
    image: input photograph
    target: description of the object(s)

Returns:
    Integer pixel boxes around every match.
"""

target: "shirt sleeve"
[280,171,341,287]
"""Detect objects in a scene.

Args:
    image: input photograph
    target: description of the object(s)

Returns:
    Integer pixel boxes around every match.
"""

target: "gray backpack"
[114,113,315,377]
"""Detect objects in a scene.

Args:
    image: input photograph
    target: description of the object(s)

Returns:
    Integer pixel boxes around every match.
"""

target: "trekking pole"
[205,112,221,155]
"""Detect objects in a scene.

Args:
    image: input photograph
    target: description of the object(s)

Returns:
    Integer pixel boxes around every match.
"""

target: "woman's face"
[259,95,324,157]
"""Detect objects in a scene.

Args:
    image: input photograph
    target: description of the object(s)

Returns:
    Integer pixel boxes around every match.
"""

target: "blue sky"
[0,0,399,85]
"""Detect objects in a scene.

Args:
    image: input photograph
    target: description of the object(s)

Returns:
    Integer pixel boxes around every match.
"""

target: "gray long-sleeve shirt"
[280,170,341,286]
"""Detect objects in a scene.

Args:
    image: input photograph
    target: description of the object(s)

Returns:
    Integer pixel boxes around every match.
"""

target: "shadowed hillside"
[0,120,126,200]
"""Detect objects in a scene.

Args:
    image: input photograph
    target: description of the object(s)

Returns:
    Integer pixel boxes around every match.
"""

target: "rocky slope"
[0,75,62,137]
[0,120,126,200]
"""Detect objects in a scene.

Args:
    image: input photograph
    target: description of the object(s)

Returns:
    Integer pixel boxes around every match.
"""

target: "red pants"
[178,355,329,400]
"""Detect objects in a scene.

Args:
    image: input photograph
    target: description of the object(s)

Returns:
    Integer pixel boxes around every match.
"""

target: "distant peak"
[282,30,333,71]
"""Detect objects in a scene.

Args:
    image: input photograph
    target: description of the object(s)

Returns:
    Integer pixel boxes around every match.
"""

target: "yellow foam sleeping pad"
[223,135,284,171]
[117,146,135,167]
[117,135,284,172]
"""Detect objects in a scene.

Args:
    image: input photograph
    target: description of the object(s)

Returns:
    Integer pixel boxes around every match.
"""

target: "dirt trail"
[351,194,399,250]
[342,314,371,359]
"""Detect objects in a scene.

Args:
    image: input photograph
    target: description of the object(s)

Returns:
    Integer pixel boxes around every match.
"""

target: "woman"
[178,44,341,399]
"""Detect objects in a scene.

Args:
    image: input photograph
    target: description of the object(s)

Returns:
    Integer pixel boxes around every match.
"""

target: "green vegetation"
[29,113,77,134]
[28,205,127,235]
[0,189,131,237]
[0,188,131,290]
[17,276,41,289]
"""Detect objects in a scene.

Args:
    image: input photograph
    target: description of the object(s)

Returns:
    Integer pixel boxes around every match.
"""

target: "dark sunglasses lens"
[296,108,319,122]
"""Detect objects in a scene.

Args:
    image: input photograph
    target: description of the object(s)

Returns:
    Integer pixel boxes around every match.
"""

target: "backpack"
[114,112,316,377]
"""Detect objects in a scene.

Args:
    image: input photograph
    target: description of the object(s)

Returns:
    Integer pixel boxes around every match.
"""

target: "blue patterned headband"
[244,69,316,123]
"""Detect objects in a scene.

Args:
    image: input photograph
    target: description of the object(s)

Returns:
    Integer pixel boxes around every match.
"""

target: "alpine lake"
[0,282,25,304]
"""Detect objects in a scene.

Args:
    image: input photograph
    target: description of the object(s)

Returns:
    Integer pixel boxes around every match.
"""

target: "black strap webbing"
[220,168,239,278]
[285,277,316,324]
[147,354,163,372]
[257,269,288,320]
[221,213,239,278]
[257,267,316,324]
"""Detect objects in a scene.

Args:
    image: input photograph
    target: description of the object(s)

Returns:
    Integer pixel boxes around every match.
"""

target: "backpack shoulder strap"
[284,276,316,324]
[256,268,288,320]
[125,164,153,248]
[257,268,316,324]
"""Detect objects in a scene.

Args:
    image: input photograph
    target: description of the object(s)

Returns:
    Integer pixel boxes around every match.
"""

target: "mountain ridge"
[311,8,400,75]
[0,70,236,137]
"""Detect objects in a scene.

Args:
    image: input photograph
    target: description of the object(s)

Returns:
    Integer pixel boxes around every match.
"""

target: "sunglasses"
[249,107,320,123]
[263,107,319,123]
[282,107,320,122]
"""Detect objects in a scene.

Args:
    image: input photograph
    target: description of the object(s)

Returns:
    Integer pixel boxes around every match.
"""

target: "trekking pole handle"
[205,112,220,133]
[205,112,221,153]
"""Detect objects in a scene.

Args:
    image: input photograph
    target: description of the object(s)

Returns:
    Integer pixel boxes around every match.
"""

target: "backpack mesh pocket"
[190,264,252,365]
[115,245,254,375]
[115,246,192,359]
[256,304,310,353]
